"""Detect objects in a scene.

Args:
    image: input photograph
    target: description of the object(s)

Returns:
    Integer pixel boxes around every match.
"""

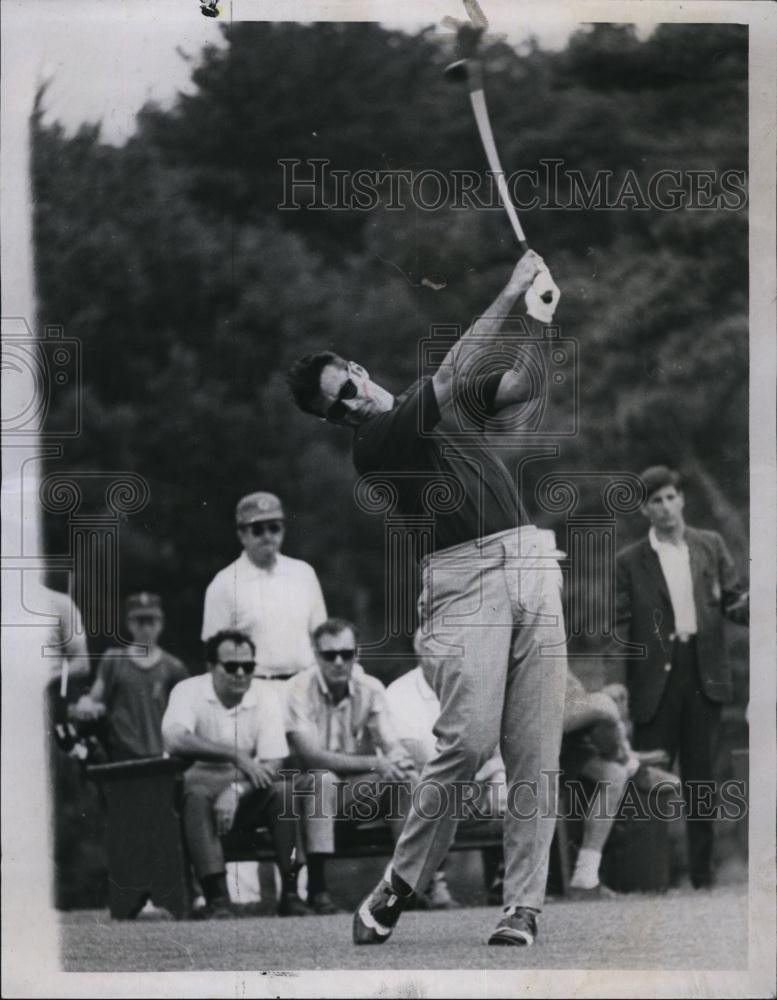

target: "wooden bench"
[87,757,519,919]
[88,756,676,918]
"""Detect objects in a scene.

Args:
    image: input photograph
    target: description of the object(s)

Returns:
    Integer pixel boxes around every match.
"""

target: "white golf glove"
[525,265,561,323]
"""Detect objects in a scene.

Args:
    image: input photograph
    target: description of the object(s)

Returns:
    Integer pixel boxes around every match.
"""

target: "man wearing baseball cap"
[614,465,748,889]
[201,492,327,684]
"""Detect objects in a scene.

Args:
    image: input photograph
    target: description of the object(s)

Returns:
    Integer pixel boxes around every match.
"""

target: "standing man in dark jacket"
[615,465,748,888]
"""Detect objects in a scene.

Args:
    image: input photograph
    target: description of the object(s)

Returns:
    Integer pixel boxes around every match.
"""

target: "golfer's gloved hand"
[508,250,544,295]
[525,265,561,323]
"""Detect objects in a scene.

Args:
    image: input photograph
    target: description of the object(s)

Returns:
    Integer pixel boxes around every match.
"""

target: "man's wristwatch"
[230,781,248,796]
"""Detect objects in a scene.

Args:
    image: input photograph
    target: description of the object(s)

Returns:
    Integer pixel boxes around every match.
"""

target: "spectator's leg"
[680,643,722,888]
[295,770,340,907]
[631,647,683,764]
[235,780,308,914]
[181,771,231,906]
[632,645,686,882]
[570,756,628,890]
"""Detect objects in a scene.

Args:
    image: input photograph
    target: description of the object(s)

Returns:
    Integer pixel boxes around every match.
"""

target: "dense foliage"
[33,19,749,908]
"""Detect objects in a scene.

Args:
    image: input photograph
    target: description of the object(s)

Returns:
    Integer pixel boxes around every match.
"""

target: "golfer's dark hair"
[312,617,359,647]
[287,351,346,415]
[639,465,682,500]
[204,629,256,665]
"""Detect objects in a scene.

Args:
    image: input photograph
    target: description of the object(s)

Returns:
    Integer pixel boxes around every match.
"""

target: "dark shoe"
[353,878,412,945]
[310,891,343,915]
[278,891,312,916]
[196,896,235,919]
[488,906,538,946]
[568,883,620,901]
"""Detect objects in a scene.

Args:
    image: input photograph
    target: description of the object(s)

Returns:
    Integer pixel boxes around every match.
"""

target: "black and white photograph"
[1,0,775,996]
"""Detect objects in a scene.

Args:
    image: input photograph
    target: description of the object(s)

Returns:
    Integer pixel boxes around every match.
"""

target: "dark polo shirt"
[353,376,528,553]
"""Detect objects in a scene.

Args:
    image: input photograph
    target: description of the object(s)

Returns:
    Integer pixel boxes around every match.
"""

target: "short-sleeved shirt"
[284,665,399,757]
[162,673,289,774]
[98,648,188,760]
[386,666,503,781]
[201,552,327,678]
[353,377,528,553]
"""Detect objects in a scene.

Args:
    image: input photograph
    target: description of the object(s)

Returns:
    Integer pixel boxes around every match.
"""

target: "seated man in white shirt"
[285,618,416,915]
[161,629,309,918]
[386,665,507,907]
[201,492,327,685]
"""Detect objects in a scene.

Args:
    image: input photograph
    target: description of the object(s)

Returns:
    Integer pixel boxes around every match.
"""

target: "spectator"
[162,629,308,918]
[201,491,327,686]
[385,665,504,908]
[561,670,641,897]
[615,465,748,889]
[71,593,187,760]
[285,618,416,915]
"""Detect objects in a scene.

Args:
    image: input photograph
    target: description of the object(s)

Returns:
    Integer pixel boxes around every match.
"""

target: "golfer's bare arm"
[431,249,543,414]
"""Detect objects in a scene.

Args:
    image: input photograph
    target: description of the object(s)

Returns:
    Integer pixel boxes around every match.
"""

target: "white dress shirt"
[649,527,698,635]
[201,551,327,678]
[162,672,288,771]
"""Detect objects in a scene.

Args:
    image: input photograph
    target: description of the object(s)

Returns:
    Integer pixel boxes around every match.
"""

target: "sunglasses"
[318,649,356,663]
[240,521,284,537]
[219,660,256,675]
[129,614,161,627]
[326,376,358,423]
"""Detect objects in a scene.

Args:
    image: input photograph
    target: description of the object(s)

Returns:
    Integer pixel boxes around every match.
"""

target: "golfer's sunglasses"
[326,376,358,423]
[219,660,256,675]
[240,521,284,537]
[318,649,356,663]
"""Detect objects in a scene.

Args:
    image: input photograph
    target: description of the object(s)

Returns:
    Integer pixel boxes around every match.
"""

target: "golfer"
[287,249,568,947]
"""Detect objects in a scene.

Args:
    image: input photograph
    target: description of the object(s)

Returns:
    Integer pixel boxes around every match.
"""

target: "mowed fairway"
[61,885,747,972]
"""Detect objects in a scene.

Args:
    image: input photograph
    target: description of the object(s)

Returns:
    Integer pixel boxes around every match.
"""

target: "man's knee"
[294,769,340,818]
[598,759,629,795]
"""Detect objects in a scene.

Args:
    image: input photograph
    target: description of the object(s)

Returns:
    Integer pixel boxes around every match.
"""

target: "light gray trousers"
[391,525,568,911]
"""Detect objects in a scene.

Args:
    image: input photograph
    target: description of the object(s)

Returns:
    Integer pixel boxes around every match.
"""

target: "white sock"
[570,847,601,889]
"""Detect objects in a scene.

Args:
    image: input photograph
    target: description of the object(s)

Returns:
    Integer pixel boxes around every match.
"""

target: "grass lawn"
[60,884,747,973]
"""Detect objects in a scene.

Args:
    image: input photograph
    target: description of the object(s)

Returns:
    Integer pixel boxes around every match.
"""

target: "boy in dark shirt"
[72,593,188,760]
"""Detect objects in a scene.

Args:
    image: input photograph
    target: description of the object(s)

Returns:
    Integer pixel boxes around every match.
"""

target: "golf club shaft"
[466,68,529,250]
